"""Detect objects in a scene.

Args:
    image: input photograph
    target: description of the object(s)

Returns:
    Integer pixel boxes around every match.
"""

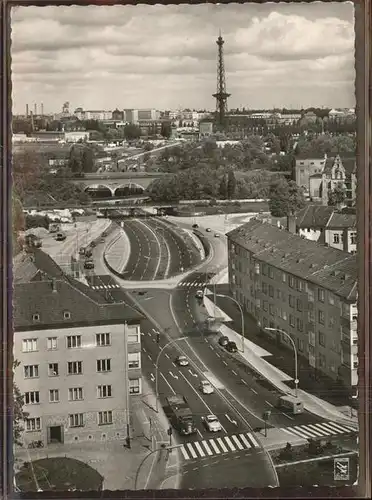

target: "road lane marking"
[251,388,258,394]
[294,425,326,438]
[194,441,205,457]
[247,432,260,448]
[216,437,228,453]
[232,370,238,376]
[180,446,189,460]
[172,362,177,367]
[225,414,237,426]
[150,373,155,382]
[165,353,170,359]
[306,424,330,436]
[196,428,203,439]
[288,426,317,439]
[323,421,354,433]
[239,433,252,449]
[147,354,152,360]
[231,435,244,450]
[201,440,213,456]
[222,361,227,366]
[224,436,236,452]
[209,439,221,454]
[186,443,198,459]
[314,422,345,434]
[161,372,176,395]
[265,401,274,407]
[215,353,220,357]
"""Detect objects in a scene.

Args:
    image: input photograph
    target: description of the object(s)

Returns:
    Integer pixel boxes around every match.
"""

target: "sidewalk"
[14,378,180,492]
[104,225,131,275]
[202,292,359,429]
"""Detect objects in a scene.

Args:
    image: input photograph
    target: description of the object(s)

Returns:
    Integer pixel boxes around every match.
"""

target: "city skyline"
[11,3,355,114]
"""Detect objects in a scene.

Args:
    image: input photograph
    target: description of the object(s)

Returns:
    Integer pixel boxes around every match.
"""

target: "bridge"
[70,172,171,198]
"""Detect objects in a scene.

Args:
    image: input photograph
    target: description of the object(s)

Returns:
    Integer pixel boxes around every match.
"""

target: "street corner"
[255,427,308,452]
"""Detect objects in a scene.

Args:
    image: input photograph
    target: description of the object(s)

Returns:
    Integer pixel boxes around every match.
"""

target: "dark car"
[85,249,93,258]
[192,223,199,228]
[55,232,66,241]
[218,336,229,347]
[90,241,97,248]
[84,259,94,270]
[206,228,212,232]
[225,341,238,353]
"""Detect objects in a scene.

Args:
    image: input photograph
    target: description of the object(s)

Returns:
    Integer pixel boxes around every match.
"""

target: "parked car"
[225,341,238,353]
[218,336,230,347]
[55,232,66,241]
[202,415,222,432]
[200,380,214,395]
[175,355,189,367]
[90,241,97,248]
[84,259,94,270]
[192,223,199,228]
[214,233,220,238]
[206,228,212,232]
[195,289,204,299]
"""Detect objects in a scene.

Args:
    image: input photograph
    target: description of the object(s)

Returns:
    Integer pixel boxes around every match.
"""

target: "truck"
[166,394,197,436]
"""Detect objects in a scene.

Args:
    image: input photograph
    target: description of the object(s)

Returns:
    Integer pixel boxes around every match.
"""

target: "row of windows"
[24,411,114,431]
[22,330,140,353]
[257,299,327,327]
[24,354,140,379]
[24,385,113,404]
[331,232,357,245]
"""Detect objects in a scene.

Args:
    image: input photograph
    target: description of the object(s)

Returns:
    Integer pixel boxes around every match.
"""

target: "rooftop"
[227,219,357,301]
[295,205,334,229]
[295,152,326,160]
[323,156,356,176]
[327,212,357,229]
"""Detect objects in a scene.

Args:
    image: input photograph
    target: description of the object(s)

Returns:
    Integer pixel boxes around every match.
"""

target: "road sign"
[263,410,271,421]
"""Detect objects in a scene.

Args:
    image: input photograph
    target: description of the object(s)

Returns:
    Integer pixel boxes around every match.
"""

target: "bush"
[25,214,49,230]
[278,442,294,461]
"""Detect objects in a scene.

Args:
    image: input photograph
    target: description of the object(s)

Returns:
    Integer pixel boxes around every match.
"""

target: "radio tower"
[213,32,231,128]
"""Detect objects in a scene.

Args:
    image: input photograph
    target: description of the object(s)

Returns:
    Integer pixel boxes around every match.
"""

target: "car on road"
[218,336,230,347]
[200,380,214,395]
[192,223,199,228]
[195,289,204,299]
[202,414,222,432]
[55,232,66,241]
[175,355,189,367]
[84,259,94,270]
[90,241,97,248]
[214,233,220,238]
[206,228,212,232]
[225,341,238,353]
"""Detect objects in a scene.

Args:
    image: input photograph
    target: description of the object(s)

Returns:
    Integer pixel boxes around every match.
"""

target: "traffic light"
[156,332,160,344]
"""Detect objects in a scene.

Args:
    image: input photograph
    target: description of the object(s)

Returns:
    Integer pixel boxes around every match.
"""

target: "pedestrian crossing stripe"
[281,420,357,440]
[178,282,207,288]
[90,284,120,290]
[180,433,260,461]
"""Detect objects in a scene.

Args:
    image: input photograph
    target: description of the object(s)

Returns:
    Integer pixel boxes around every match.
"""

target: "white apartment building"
[14,276,143,447]
[227,218,358,394]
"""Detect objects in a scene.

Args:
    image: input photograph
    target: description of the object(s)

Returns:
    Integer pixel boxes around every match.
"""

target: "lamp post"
[214,293,245,353]
[205,266,217,315]
[134,444,183,490]
[155,336,188,413]
[264,327,299,397]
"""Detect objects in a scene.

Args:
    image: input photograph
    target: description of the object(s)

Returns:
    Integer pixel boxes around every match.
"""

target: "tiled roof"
[227,219,357,300]
[295,152,326,160]
[323,156,356,176]
[14,278,143,331]
[13,249,66,283]
[295,205,334,228]
[327,213,357,229]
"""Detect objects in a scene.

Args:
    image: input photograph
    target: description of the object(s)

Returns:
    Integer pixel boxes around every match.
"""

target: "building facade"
[227,219,358,394]
[295,153,327,194]
[14,276,143,447]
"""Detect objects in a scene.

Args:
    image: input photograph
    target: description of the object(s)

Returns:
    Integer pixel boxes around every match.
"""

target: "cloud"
[10,3,355,112]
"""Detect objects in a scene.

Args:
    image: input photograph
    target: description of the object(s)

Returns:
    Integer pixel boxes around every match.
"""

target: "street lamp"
[264,327,299,398]
[214,293,245,353]
[155,336,188,413]
[134,444,183,490]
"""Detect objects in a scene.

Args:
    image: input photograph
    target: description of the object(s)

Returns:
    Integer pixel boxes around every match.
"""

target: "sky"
[11,2,355,114]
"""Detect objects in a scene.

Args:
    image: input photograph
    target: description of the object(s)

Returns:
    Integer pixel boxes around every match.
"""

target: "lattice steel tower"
[213,32,231,128]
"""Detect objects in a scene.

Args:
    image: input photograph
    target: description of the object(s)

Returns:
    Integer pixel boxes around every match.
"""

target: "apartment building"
[14,275,143,447]
[295,152,327,194]
[227,218,358,394]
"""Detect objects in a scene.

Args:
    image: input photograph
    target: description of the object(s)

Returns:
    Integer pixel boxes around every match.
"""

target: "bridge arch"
[84,184,114,198]
[114,183,145,197]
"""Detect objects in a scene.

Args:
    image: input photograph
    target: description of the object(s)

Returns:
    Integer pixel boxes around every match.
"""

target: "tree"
[160,121,172,139]
[13,359,28,447]
[123,124,141,141]
[81,147,94,173]
[68,146,82,174]
[227,170,236,199]
[12,193,25,256]
[219,175,228,198]
[269,178,306,217]
[328,182,347,207]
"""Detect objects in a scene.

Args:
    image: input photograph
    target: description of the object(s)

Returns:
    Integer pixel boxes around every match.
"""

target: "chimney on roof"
[51,278,57,293]
[287,214,296,234]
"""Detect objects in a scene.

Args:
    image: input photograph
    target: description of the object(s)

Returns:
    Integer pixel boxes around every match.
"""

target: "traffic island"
[15,457,103,492]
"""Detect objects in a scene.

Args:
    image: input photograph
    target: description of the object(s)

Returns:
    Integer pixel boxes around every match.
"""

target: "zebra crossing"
[281,420,357,440]
[90,284,121,290]
[178,281,208,288]
[179,432,260,461]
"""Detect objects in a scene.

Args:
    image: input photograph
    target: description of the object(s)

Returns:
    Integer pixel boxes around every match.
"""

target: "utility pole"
[213,32,231,130]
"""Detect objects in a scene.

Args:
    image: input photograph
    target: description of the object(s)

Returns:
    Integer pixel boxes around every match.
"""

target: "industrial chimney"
[34,103,37,115]
[41,102,44,116]
[26,104,29,117]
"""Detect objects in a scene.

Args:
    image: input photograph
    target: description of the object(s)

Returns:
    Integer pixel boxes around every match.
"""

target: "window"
[32,314,40,322]
[254,262,260,275]
[24,365,39,379]
[289,314,295,327]
[297,299,303,312]
[49,389,59,403]
[67,335,81,349]
[318,288,325,302]
[296,279,303,291]
[68,361,83,375]
[97,385,112,398]
[97,359,111,372]
[48,363,59,376]
[319,331,326,347]
[329,316,335,327]
[25,417,41,431]
[281,291,286,302]
[129,378,141,395]
[263,300,268,312]
[328,294,335,306]
[269,304,275,316]
[96,333,111,347]
[69,413,84,427]
[350,232,357,245]
[268,285,274,298]
[276,289,281,299]
[262,264,268,276]
[98,410,113,425]
[318,310,325,325]
[288,276,294,288]
[308,310,315,323]
[298,339,304,352]
[289,295,295,308]
[318,354,326,368]
[69,387,83,401]
[307,287,315,302]
[22,339,38,352]
[262,282,268,295]
[64,311,71,319]
[128,352,140,369]
[263,317,268,328]
[333,233,340,244]
[282,310,288,321]
[127,326,140,344]
[282,272,286,283]
[25,391,40,404]
[47,337,58,350]
[268,267,274,279]
[296,318,303,332]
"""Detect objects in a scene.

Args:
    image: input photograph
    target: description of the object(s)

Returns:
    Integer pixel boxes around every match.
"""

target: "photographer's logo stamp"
[334,457,350,481]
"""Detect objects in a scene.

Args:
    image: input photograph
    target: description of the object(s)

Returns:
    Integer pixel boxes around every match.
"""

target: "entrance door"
[49,425,64,444]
